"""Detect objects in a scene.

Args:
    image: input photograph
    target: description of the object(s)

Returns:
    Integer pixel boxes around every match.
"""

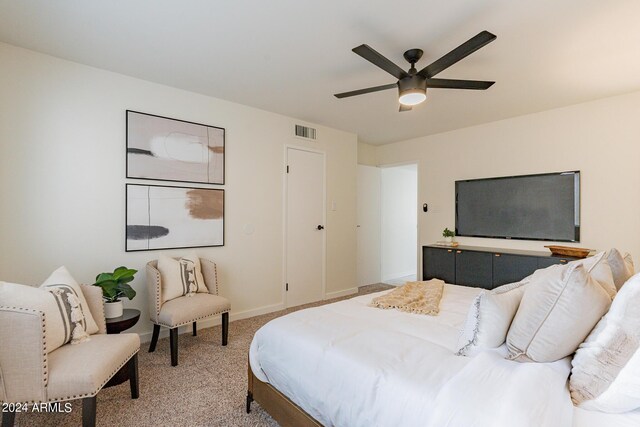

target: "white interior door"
[285,147,325,307]
[381,164,418,282]
[357,165,381,286]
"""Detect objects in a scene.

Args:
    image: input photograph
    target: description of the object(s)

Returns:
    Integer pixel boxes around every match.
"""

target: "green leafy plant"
[442,228,455,239]
[93,267,137,303]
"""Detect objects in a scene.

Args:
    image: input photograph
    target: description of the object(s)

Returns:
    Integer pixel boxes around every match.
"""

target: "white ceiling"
[1,1,640,145]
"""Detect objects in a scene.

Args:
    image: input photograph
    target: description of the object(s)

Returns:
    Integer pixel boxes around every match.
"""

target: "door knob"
[317,225,325,230]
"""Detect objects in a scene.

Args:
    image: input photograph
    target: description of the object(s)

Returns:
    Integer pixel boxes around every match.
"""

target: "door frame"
[282,144,327,308]
[378,160,420,282]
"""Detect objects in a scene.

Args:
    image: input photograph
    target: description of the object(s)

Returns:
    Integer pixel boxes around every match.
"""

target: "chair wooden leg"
[148,324,160,353]
[193,322,197,336]
[129,353,139,399]
[222,312,229,346]
[2,410,15,427]
[170,328,179,366]
[82,396,97,427]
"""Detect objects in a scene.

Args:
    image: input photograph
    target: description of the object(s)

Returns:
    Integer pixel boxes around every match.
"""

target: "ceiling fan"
[334,31,497,112]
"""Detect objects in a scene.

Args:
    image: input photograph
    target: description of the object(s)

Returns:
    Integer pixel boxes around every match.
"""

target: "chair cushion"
[47,333,140,401]
[158,293,230,327]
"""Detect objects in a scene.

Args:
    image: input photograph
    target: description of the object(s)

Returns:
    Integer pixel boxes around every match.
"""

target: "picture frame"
[125,183,224,252]
[126,110,225,185]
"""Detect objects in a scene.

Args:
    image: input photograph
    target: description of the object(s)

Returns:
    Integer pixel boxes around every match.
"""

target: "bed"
[247,284,640,427]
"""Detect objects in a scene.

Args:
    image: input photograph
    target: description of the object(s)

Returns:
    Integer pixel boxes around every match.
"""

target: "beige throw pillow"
[506,263,611,363]
[41,266,99,336]
[157,252,208,303]
[606,249,635,290]
[0,281,89,351]
[568,251,617,300]
[570,272,640,412]
[456,280,527,356]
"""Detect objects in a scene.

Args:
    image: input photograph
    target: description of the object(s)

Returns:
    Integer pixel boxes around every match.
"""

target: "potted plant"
[93,267,137,319]
[442,227,455,243]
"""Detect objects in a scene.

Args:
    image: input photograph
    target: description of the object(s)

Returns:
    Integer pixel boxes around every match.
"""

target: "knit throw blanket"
[369,279,445,315]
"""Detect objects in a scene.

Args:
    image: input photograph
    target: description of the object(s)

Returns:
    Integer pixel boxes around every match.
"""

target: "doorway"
[284,147,326,307]
[381,163,418,284]
[357,165,382,286]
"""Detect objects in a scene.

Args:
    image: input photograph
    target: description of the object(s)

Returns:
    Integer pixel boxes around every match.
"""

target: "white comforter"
[249,285,640,427]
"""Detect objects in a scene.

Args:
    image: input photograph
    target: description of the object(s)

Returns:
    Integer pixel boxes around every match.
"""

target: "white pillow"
[506,263,611,363]
[570,272,640,411]
[157,252,208,303]
[580,347,640,413]
[606,249,634,290]
[568,251,617,300]
[41,266,99,336]
[455,280,527,356]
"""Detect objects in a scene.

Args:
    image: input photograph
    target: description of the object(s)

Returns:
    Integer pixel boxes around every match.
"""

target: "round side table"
[105,308,140,388]
[106,308,140,334]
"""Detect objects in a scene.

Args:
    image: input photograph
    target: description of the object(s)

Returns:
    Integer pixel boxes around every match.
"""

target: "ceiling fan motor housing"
[398,75,428,105]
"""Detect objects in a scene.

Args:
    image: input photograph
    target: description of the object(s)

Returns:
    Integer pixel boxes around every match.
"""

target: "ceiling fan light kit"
[334,30,497,112]
[398,75,428,106]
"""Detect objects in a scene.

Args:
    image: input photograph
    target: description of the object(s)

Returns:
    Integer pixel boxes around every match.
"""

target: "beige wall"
[357,141,378,166]
[376,91,640,273]
[0,43,357,339]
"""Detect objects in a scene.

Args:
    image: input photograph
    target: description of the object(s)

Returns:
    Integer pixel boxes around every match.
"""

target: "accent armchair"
[146,258,230,366]
[0,285,140,427]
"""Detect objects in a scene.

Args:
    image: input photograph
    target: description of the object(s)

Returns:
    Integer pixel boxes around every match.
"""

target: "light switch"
[331,200,337,211]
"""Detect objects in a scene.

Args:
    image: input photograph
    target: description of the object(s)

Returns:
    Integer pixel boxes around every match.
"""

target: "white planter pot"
[104,301,123,319]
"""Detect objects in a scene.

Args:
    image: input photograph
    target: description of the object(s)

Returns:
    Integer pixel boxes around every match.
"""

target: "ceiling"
[1,1,640,145]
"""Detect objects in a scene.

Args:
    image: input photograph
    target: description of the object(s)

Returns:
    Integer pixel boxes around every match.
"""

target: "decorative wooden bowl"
[544,245,592,258]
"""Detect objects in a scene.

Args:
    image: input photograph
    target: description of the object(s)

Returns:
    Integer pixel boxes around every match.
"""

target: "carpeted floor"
[15,283,392,427]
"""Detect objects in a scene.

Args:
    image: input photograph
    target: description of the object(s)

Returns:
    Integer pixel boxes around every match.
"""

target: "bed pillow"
[0,281,90,351]
[506,263,611,363]
[41,266,99,336]
[455,280,527,356]
[157,252,208,303]
[606,249,634,290]
[568,251,616,300]
[570,273,640,412]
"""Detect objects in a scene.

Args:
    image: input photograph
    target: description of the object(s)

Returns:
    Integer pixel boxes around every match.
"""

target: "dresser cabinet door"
[537,257,570,269]
[455,250,493,289]
[423,247,456,283]
[493,254,539,287]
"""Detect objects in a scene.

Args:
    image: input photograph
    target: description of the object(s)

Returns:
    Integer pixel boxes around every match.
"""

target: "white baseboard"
[325,287,358,299]
[382,271,416,282]
[137,302,285,343]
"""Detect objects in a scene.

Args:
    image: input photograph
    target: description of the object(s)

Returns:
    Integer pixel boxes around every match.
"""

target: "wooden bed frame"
[246,357,322,427]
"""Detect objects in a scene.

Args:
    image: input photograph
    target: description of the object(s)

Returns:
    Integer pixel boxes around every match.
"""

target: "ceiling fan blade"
[352,44,409,80]
[418,31,496,78]
[399,104,412,112]
[334,83,397,99]
[426,78,494,90]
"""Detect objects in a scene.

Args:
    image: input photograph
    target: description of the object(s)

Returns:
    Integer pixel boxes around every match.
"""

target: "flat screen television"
[455,171,580,242]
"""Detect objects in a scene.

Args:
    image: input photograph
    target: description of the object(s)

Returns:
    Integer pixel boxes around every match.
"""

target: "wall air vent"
[295,124,317,140]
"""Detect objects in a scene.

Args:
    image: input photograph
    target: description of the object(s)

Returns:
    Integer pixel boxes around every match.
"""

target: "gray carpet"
[15,283,392,427]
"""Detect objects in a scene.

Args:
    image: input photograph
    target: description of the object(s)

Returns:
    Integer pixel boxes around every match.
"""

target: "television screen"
[455,171,580,242]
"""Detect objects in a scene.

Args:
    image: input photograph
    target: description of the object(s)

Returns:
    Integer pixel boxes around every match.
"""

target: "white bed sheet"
[249,284,640,427]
